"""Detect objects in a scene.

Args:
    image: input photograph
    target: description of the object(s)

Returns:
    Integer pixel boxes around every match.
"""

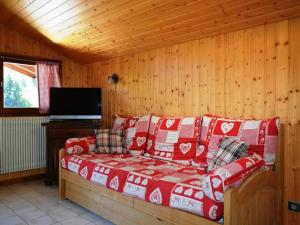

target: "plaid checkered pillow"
[95,129,126,154]
[207,137,249,171]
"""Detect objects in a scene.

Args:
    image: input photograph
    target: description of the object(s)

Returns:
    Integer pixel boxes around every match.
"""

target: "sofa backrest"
[144,115,201,165]
[112,114,280,170]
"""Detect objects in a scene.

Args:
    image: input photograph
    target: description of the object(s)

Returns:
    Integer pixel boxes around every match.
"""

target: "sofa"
[59,114,281,225]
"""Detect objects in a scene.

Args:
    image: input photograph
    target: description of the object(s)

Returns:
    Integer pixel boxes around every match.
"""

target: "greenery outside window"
[0,58,39,115]
[4,62,39,108]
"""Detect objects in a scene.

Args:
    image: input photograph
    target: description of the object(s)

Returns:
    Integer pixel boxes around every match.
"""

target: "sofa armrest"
[202,154,264,202]
[224,170,280,225]
[65,135,96,155]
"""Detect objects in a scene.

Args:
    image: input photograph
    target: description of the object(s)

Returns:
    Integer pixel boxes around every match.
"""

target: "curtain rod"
[0,54,62,65]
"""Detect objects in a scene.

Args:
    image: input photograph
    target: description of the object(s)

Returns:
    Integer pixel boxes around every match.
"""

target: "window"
[0,55,61,115]
[3,62,39,109]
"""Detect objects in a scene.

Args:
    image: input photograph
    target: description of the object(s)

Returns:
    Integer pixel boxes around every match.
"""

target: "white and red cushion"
[193,114,279,168]
[112,114,139,147]
[202,154,264,202]
[127,115,152,156]
[112,114,139,131]
[65,136,96,155]
[146,116,202,165]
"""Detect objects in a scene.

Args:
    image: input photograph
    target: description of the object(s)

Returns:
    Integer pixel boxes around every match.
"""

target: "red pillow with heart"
[193,114,280,169]
[112,114,140,148]
[127,114,152,156]
[145,115,202,165]
[65,136,96,155]
[112,114,139,131]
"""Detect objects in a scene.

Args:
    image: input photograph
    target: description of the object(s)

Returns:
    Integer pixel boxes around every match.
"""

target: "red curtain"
[37,62,61,114]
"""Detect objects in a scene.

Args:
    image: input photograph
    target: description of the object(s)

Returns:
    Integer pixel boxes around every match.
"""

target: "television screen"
[50,87,101,120]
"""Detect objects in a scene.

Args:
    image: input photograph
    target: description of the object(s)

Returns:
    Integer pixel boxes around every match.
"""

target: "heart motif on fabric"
[67,148,73,154]
[179,143,192,155]
[99,167,104,173]
[134,177,141,184]
[246,162,253,168]
[196,145,205,156]
[104,168,110,175]
[209,205,218,220]
[141,179,148,186]
[110,176,119,190]
[137,137,146,146]
[214,191,223,201]
[221,122,234,134]
[160,152,166,156]
[212,177,222,188]
[194,191,204,200]
[95,165,100,171]
[147,140,152,150]
[174,186,183,194]
[74,145,84,154]
[80,166,88,178]
[184,188,193,197]
[166,152,172,158]
[128,175,134,182]
[149,187,162,204]
[166,119,175,129]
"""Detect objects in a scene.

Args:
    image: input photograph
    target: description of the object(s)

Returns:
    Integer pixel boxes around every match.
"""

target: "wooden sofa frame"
[59,148,280,225]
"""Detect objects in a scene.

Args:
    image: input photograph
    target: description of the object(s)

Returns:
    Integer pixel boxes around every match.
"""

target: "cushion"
[127,115,152,156]
[145,115,202,165]
[112,114,140,148]
[193,115,279,168]
[112,114,139,132]
[207,137,249,171]
[65,136,96,155]
[95,129,126,154]
[202,154,264,202]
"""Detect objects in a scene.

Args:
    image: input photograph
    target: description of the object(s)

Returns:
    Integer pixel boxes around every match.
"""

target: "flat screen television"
[50,87,101,120]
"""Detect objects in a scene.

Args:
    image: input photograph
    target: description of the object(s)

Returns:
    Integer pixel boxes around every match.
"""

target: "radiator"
[0,116,49,174]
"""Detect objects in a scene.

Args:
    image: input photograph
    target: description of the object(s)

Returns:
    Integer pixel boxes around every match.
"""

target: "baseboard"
[0,167,46,185]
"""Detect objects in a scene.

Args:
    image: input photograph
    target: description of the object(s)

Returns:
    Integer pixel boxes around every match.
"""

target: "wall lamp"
[108,73,119,85]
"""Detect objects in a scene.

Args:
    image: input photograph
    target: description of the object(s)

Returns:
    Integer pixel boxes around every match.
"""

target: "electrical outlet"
[288,201,300,212]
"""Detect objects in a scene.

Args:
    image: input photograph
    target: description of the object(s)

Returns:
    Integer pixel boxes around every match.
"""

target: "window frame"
[0,54,62,116]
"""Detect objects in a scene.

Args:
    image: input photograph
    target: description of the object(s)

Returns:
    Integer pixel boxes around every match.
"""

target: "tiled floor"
[0,180,115,225]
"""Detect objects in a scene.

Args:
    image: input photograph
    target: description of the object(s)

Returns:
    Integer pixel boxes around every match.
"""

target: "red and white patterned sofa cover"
[61,114,279,222]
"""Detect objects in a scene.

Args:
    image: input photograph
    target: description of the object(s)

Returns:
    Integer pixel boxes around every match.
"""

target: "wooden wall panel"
[86,17,300,225]
[0,24,88,87]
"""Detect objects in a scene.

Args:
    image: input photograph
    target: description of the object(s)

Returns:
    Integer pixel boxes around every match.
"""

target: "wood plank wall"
[86,17,300,225]
[0,24,88,87]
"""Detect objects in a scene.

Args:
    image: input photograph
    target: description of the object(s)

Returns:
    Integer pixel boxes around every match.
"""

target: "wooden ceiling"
[0,0,300,63]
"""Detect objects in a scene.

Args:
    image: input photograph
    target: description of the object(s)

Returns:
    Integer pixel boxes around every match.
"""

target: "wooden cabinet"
[42,121,102,185]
